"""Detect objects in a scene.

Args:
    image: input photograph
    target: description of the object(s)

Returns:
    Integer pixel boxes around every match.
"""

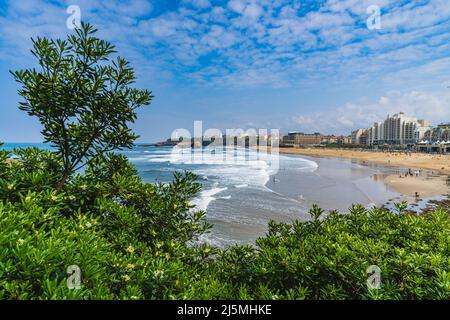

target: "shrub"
[217,205,450,300]
[11,23,152,191]
[1,22,449,300]
[0,149,218,300]
[1,146,449,300]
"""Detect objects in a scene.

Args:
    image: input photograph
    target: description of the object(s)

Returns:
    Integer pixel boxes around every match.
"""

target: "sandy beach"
[262,147,450,174]
[383,174,449,198]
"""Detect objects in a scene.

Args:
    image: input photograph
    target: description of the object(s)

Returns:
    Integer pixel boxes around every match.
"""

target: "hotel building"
[367,113,431,146]
[282,132,323,147]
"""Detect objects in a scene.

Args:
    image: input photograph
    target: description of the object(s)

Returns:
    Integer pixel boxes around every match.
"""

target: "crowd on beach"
[401,168,421,178]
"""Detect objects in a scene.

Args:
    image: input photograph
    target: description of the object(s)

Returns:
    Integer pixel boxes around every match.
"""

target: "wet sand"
[256,146,450,201]
[383,174,449,198]
[206,153,405,246]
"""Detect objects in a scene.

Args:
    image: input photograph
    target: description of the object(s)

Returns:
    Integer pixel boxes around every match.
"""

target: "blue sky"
[1,0,450,142]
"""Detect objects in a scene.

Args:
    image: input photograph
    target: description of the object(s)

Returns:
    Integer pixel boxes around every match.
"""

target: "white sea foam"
[198,233,242,249]
[191,187,228,211]
[146,158,172,162]
[140,147,318,211]
[366,202,377,209]
[128,156,152,162]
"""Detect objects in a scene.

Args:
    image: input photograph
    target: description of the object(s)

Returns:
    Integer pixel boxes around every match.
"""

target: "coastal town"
[149,112,450,180]
[276,112,450,176]
[281,112,450,153]
[154,111,450,155]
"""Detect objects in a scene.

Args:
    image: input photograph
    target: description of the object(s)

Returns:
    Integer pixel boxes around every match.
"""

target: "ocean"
[121,145,401,247]
[2,143,403,247]
[1,143,52,152]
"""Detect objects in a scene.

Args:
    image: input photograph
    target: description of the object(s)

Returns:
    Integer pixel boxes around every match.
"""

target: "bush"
[217,205,450,300]
[0,148,218,300]
[1,149,449,300]
[1,22,449,300]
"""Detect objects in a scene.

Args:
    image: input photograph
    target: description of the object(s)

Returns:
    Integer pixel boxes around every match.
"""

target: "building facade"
[321,135,337,144]
[337,135,352,145]
[351,128,370,145]
[282,132,322,147]
[367,113,430,146]
[422,123,450,143]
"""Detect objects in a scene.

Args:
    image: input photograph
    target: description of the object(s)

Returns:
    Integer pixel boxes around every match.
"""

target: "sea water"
[122,146,400,247]
[2,143,401,247]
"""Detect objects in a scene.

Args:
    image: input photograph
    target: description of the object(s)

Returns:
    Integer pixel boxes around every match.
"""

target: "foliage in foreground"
[0,146,213,299]
[0,145,449,300]
[11,23,152,191]
[1,22,449,300]
[218,205,450,299]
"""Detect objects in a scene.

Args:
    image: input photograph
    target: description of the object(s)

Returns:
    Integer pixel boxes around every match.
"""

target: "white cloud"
[101,0,152,17]
[293,115,314,125]
[243,4,262,20]
[290,90,450,134]
[182,0,211,9]
[228,0,246,14]
[1,0,450,90]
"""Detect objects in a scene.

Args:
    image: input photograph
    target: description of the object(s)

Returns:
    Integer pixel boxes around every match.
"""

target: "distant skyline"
[1,0,450,142]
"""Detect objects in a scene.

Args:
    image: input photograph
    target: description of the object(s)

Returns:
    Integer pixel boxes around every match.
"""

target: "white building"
[368,113,430,146]
[351,128,369,145]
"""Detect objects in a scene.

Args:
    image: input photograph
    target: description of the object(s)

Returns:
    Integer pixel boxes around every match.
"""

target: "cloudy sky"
[1,0,450,142]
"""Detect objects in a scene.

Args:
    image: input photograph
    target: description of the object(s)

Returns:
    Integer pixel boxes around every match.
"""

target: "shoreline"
[258,146,450,199]
[263,147,450,174]
[382,174,449,199]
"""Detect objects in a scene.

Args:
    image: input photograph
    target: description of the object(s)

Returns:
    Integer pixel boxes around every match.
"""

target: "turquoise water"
[1,143,53,152]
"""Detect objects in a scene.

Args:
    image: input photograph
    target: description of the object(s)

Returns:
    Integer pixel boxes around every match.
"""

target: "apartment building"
[367,113,430,146]
[321,135,338,144]
[422,123,450,143]
[337,135,352,144]
[351,128,370,145]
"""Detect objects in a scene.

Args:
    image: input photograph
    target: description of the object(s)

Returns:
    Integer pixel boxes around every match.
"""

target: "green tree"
[11,23,152,192]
